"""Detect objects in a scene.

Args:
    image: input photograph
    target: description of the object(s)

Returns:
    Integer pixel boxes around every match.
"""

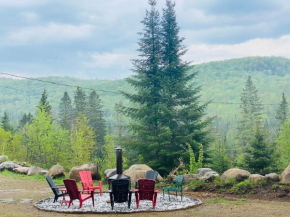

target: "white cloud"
[84,52,133,69]
[185,35,290,64]
[20,12,39,23]
[7,23,95,44]
[0,0,46,7]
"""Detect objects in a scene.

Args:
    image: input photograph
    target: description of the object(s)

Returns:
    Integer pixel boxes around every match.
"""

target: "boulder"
[13,167,29,175]
[183,174,198,183]
[200,171,220,181]
[249,174,265,183]
[104,168,117,180]
[69,164,100,182]
[47,165,65,178]
[221,168,251,183]
[27,166,42,176]
[281,165,290,183]
[0,155,8,163]
[265,173,280,182]
[196,168,213,177]
[0,161,21,172]
[39,170,48,175]
[123,164,163,183]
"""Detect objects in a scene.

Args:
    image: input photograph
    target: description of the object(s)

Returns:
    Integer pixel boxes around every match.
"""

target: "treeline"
[0,88,120,175]
[209,76,290,175]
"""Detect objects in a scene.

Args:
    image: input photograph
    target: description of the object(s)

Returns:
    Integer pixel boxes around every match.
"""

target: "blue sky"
[1,0,290,79]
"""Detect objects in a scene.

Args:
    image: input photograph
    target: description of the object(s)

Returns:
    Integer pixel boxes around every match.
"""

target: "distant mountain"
[1,56,290,126]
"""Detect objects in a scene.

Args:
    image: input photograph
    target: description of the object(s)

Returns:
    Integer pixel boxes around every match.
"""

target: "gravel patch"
[35,193,202,213]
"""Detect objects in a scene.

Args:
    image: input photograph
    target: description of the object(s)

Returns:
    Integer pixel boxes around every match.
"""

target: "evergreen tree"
[74,87,87,116]
[38,90,52,115]
[122,0,211,175]
[59,91,73,130]
[19,113,33,129]
[1,111,13,132]
[238,76,264,147]
[87,90,106,158]
[243,129,273,174]
[276,93,288,124]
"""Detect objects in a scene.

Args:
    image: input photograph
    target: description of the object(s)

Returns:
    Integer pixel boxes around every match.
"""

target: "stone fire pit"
[35,193,202,213]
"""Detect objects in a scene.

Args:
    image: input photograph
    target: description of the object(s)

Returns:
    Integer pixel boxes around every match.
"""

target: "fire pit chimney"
[108,147,130,189]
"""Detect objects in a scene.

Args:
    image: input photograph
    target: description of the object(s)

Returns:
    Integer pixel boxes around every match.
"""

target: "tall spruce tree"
[238,76,264,147]
[38,90,52,115]
[276,93,288,124]
[74,87,87,116]
[59,91,73,130]
[19,113,33,129]
[122,0,211,175]
[87,90,106,158]
[1,111,13,132]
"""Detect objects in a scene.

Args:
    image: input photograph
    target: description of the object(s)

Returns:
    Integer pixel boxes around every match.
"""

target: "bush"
[188,179,206,190]
[231,180,251,194]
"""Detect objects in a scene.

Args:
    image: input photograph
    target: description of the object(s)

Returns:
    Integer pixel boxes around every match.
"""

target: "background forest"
[1,0,290,179]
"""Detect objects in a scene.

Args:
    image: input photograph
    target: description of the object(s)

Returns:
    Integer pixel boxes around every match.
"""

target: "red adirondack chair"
[134,179,159,209]
[79,171,102,196]
[63,179,94,209]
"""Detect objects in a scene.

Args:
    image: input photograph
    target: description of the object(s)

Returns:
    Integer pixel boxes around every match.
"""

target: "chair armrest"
[80,189,94,193]
[133,189,139,192]
[154,190,159,193]
[93,180,102,186]
[108,190,112,193]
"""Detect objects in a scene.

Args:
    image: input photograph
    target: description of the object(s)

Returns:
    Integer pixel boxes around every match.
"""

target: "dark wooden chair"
[162,175,184,201]
[79,171,102,196]
[109,179,132,210]
[63,179,94,209]
[135,170,158,189]
[134,179,158,209]
[46,175,66,203]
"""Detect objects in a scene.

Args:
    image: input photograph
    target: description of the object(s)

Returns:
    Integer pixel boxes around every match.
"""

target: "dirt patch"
[1,174,290,217]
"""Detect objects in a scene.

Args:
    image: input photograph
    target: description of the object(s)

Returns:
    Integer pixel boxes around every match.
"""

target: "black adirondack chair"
[109,179,132,210]
[145,171,158,181]
[46,175,66,203]
[135,170,158,189]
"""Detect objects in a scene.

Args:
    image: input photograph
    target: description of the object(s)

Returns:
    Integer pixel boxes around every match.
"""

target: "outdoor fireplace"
[108,147,130,189]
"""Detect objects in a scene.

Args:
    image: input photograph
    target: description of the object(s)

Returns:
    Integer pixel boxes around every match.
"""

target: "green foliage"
[87,90,106,158]
[59,91,73,130]
[242,129,274,175]
[70,113,95,166]
[187,179,206,190]
[74,87,87,116]
[1,111,13,132]
[38,89,52,116]
[186,143,203,173]
[231,179,251,194]
[276,93,288,125]
[0,126,12,156]
[277,118,290,170]
[209,137,231,174]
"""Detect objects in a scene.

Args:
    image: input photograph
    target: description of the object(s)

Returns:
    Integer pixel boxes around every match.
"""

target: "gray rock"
[249,174,265,183]
[200,171,219,181]
[0,155,8,163]
[0,161,21,172]
[196,168,213,176]
[27,166,42,176]
[281,165,290,183]
[183,174,198,183]
[123,164,163,183]
[13,167,30,175]
[47,165,64,178]
[39,170,48,175]
[69,164,100,182]
[104,168,117,180]
[221,168,251,183]
[265,173,280,182]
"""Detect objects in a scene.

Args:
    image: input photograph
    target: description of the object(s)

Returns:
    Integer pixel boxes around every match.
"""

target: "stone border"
[34,197,202,214]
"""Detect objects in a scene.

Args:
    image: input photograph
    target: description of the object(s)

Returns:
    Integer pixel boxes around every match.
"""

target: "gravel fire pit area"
[35,194,202,214]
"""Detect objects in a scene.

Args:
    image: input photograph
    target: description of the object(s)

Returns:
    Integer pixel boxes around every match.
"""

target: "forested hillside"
[1,56,290,127]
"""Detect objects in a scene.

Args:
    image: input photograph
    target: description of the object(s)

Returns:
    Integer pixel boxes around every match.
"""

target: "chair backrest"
[79,171,93,190]
[63,179,80,200]
[137,179,155,201]
[46,175,59,195]
[175,175,184,188]
[145,171,158,181]
[111,179,130,203]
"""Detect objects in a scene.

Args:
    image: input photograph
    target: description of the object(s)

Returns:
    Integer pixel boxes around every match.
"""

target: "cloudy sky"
[1,0,290,79]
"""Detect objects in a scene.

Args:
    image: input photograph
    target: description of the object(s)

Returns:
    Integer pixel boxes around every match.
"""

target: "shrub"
[231,180,251,194]
[188,179,206,190]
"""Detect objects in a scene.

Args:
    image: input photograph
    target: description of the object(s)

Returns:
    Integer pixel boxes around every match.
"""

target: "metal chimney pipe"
[116,147,122,174]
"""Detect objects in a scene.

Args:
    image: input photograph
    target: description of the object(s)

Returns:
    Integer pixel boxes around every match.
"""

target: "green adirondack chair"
[162,175,184,201]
